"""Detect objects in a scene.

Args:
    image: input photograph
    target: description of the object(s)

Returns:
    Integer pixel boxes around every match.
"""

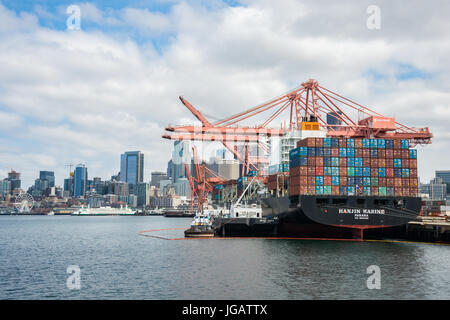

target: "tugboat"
[184,214,215,238]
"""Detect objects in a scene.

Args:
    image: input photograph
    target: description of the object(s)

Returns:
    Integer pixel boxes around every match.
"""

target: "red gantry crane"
[163,79,432,175]
[185,146,226,213]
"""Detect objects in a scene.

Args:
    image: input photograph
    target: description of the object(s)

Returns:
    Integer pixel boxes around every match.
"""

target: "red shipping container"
[393,149,401,158]
[402,159,409,168]
[385,149,394,158]
[402,178,410,187]
[355,138,363,148]
[289,185,300,195]
[363,158,371,167]
[410,169,418,178]
[370,159,378,167]
[386,159,394,168]
[386,168,394,177]
[371,187,379,196]
[401,149,409,158]
[308,157,316,166]
[316,157,324,166]
[338,138,347,147]
[340,176,348,186]
[355,148,363,157]
[393,139,401,149]
[331,148,339,156]
[362,149,370,158]
[307,176,316,185]
[316,166,324,175]
[307,185,315,195]
[324,176,332,185]
[411,187,418,196]
[394,178,402,187]
[300,166,308,176]
[378,149,386,158]
[339,167,347,176]
[371,168,378,177]
[402,188,410,196]
[379,177,386,186]
[386,178,394,187]
[297,139,307,147]
[300,185,308,194]
[378,158,386,167]
[307,138,316,147]
[315,138,323,147]
[395,188,402,196]
[339,158,347,166]
[409,159,417,168]
[290,166,300,176]
[307,167,315,176]
[332,186,340,195]
[409,178,418,187]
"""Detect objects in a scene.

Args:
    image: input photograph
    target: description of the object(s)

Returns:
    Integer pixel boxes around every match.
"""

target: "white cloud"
[0,0,449,188]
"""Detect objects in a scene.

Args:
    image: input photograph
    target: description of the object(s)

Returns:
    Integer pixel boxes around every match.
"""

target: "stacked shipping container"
[289,137,418,197]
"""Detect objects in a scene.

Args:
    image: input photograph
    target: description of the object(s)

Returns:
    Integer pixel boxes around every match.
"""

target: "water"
[0,215,449,300]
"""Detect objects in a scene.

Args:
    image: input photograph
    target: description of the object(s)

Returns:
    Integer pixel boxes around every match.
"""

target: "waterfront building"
[33,178,49,197]
[171,141,191,183]
[136,182,150,207]
[151,172,168,188]
[39,171,55,188]
[0,179,11,198]
[7,170,21,192]
[419,177,447,200]
[74,164,88,198]
[120,151,144,193]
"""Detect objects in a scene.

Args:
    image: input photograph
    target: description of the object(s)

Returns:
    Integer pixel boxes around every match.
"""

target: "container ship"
[276,136,421,239]
[163,79,432,239]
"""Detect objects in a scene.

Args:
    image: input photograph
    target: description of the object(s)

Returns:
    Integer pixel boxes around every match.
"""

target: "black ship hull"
[278,195,422,239]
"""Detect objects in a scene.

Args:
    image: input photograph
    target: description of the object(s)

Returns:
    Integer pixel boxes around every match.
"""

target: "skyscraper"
[39,171,55,188]
[74,164,88,198]
[7,170,21,191]
[120,151,144,192]
[171,141,191,183]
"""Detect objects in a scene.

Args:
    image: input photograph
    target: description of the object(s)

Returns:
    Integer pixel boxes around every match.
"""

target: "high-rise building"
[435,170,450,183]
[171,141,191,183]
[120,151,144,193]
[39,171,55,188]
[64,173,74,197]
[419,177,447,200]
[151,172,168,188]
[33,179,49,197]
[7,170,21,192]
[74,164,88,198]
[136,182,150,207]
[0,179,11,198]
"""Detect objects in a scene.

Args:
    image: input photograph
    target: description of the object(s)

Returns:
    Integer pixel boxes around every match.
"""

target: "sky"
[0,0,449,189]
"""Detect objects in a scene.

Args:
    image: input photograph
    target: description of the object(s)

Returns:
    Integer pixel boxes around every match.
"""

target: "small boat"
[184,214,215,238]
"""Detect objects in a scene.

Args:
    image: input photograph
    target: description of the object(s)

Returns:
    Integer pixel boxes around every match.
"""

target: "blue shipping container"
[370,149,378,157]
[393,158,402,168]
[401,139,410,149]
[409,149,417,159]
[323,157,331,167]
[347,147,355,157]
[307,147,316,156]
[316,176,324,185]
[331,157,340,167]
[346,138,355,147]
[363,167,371,177]
[378,167,386,177]
[323,138,332,148]
[370,139,378,148]
[331,176,339,186]
[289,147,300,159]
[323,148,331,156]
[347,158,355,167]
[339,148,347,157]
[362,138,370,148]
[385,139,394,149]
[377,139,386,148]
[355,157,363,167]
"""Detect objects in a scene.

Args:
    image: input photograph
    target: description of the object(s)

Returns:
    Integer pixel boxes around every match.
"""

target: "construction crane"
[163,79,432,174]
[185,146,226,213]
